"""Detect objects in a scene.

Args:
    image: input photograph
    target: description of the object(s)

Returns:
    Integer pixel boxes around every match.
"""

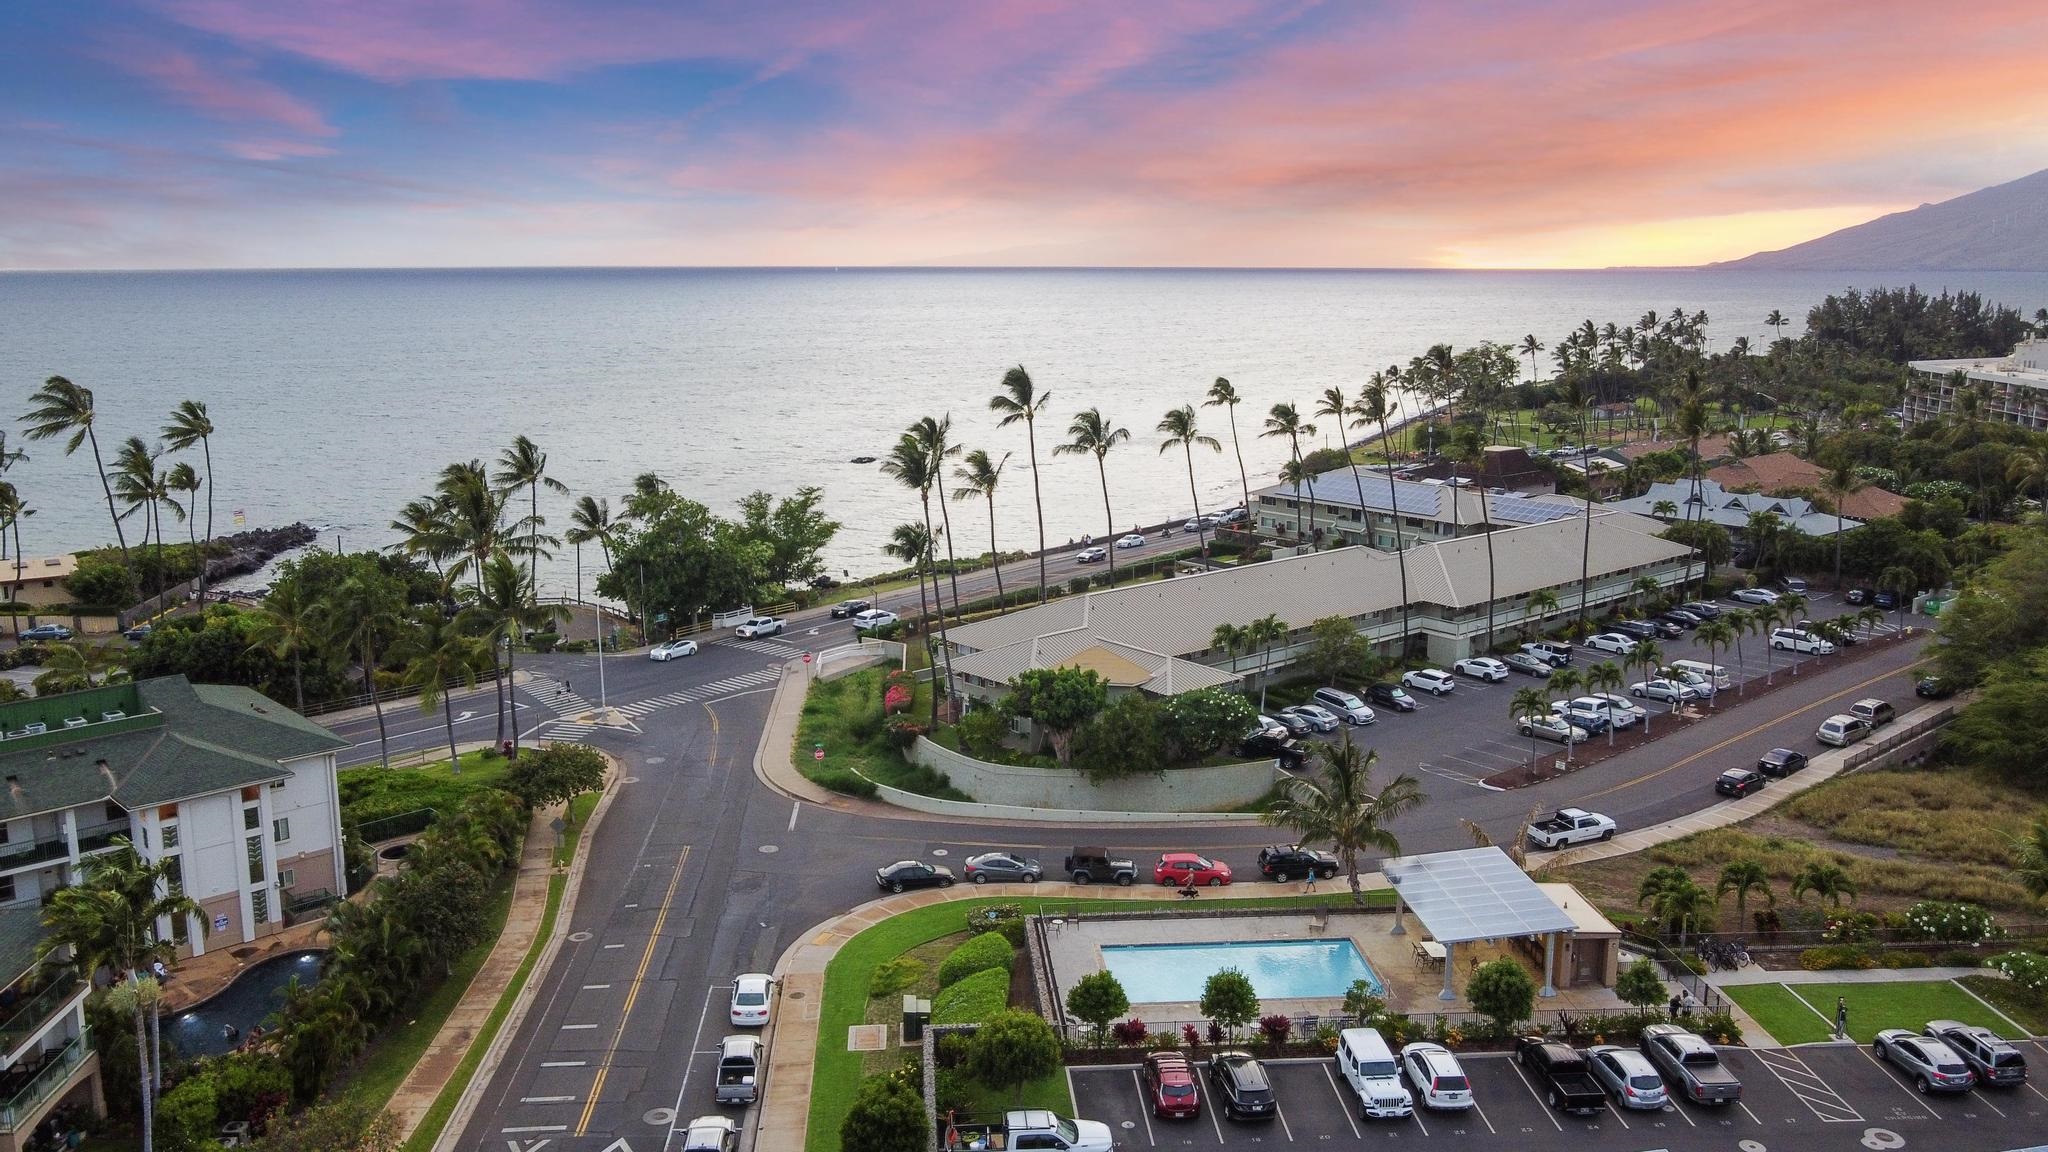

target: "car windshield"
[1360,1059,1397,1077]
[1162,1083,1195,1097]
[1991,1052,2026,1067]
[1054,1117,1079,1142]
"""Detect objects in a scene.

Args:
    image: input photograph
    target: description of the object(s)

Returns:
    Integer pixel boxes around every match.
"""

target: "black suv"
[1240,728,1308,769]
[1658,609,1703,629]
[829,599,872,619]
[1680,601,1723,620]
[1365,683,1417,712]
[1206,1052,1277,1119]
[1916,675,1954,699]
[1256,844,1338,881]
[1611,619,1657,640]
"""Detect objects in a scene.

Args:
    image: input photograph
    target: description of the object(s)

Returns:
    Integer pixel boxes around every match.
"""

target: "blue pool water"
[1102,939,1381,1003]
[166,951,326,1057]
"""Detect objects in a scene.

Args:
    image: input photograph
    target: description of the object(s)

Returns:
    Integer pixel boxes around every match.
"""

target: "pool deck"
[160,917,331,1013]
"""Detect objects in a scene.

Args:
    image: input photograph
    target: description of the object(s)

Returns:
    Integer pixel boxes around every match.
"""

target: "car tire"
[939,878,954,887]
[1160,876,1175,886]
[1916,1076,1931,1094]
[1319,866,1337,879]
[1547,1089,1559,1109]
[890,882,904,893]
[1117,873,1133,886]
[1600,829,1613,841]
[1024,873,1038,883]
[973,874,988,885]
[1208,877,1224,887]
[1072,871,1091,884]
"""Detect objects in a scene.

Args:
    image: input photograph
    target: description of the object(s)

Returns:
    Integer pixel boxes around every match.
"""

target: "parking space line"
[1126,1070,1155,1147]
[1857,1046,1944,1118]
[1750,1048,1862,1122]
[1318,1064,1363,1139]
[1504,1057,1564,1131]
[1970,1090,2007,1118]
[1602,1098,1630,1129]
[1663,1099,1696,1127]
[1272,1095,1298,1141]
[1208,1089,1227,1143]
[1736,1099,1763,1125]
[1408,1105,1427,1136]
[1466,1098,1497,1134]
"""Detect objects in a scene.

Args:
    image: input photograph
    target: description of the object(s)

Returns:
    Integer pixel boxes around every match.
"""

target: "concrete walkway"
[1709,965,1989,986]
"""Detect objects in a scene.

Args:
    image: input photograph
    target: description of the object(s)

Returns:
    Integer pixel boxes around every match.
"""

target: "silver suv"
[1815,714,1872,748]
[1312,687,1378,726]
[1873,1029,1974,1093]
[1924,1021,2028,1087]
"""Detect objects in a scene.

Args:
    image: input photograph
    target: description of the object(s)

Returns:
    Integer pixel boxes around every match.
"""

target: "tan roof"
[1057,645,1154,686]
[947,509,1688,663]
[1707,453,1907,520]
[1,555,78,584]
[951,632,1239,696]
[1535,883,1622,938]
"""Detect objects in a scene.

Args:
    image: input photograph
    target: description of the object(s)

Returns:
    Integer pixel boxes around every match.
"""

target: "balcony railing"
[0,828,127,876]
[0,976,84,1062]
[0,1027,90,1132]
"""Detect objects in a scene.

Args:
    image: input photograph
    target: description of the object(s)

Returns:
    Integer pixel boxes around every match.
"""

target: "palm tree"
[1586,660,1624,745]
[40,640,130,690]
[40,841,204,1152]
[391,607,488,772]
[1880,565,1918,631]
[1509,687,1551,767]
[0,433,25,563]
[248,578,321,713]
[112,437,170,612]
[1674,371,1711,596]
[2006,819,2048,905]
[493,435,568,593]
[0,484,28,640]
[22,376,127,563]
[1210,622,1248,678]
[1356,378,1412,655]
[1766,309,1788,346]
[1790,860,1858,909]
[461,551,568,757]
[1722,607,1754,694]
[1716,860,1774,930]
[884,522,940,728]
[1054,408,1131,576]
[2005,445,2047,520]
[1630,574,1662,616]
[1818,457,1863,589]
[160,400,216,599]
[328,564,407,768]
[431,460,526,593]
[911,415,966,614]
[1639,873,1716,943]
[563,494,618,603]
[1263,735,1426,906]
[1856,604,1885,639]
[1247,614,1288,711]
[989,366,1051,602]
[1158,405,1221,559]
[390,495,454,584]
[166,462,201,576]
[1519,334,1545,384]
[1629,640,1663,735]
[951,449,1011,603]
[881,431,946,612]
[1753,604,1788,683]
[1451,424,1500,648]
[1523,588,1559,642]
[1315,387,1368,544]
[1694,618,1733,708]
[1548,667,1585,762]
[1260,402,1316,540]
[1204,377,1252,514]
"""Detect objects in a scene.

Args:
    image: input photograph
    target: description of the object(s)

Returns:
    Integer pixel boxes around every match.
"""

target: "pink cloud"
[109,41,335,137]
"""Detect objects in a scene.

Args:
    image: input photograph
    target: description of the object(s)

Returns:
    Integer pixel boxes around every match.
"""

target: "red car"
[1155,852,1232,887]
[1143,1052,1201,1118]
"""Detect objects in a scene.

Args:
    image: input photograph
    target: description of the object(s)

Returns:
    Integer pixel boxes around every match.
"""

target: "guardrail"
[302,671,504,717]
[1843,705,1956,772]
[1622,929,1728,1014]
[0,1027,90,1132]
[354,808,435,842]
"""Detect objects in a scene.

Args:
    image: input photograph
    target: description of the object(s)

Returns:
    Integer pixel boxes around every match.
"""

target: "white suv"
[1568,695,1639,729]
[1452,657,1508,682]
[1399,1043,1474,1111]
[1401,669,1457,696]
[1770,627,1834,655]
[735,616,786,639]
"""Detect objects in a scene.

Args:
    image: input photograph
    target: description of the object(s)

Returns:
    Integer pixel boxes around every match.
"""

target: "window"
[164,855,183,896]
[162,822,179,850]
[243,806,260,831]
[251,889,269,926]
[246,835,265,886]
[272,817,290,844]
[0,876,13,903]
[105,801,126,824]
[269,780,285,790]
[277,868,295,890]
[0,821,8,845]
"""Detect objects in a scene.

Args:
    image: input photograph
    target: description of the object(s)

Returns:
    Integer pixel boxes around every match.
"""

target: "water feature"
[1102,939,1381,1003]
[164,951,325,1058]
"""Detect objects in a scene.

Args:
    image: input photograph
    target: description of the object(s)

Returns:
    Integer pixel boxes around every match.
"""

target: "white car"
[1770,628,1835,655]
[1585,691,1648,717]
[1566,695,1638,729]
[1583,632,1635,655]
[1399,1043,1475,1111]
[1630,678,1701,703]
[735,616,785,639]
[1115,533,1146,549]
[649,639,698,661]
[729,973,774,1026]
[1075,546,1108,563]
[1729,587,1781,606]
[851,608,899,631]
[678,1115,739,1152]
[1401,668,1457,696]
[1452,657,1508,682]
[1517,714,1588,744]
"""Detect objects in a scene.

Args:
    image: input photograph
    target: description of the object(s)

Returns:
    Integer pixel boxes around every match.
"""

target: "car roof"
[1147,1053,1194,1078]
[1160,851,1208,862]
[1761,747,1798,759]
[1718,767,1755,777]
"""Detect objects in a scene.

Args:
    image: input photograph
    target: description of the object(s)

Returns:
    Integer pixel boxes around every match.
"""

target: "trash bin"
[902,995,931,1042]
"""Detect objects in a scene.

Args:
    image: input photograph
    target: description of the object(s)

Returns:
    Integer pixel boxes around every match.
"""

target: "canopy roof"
[1382,846,1578,944]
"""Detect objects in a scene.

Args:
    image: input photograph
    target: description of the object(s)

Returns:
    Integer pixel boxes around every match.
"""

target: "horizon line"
[2,262,1740,274]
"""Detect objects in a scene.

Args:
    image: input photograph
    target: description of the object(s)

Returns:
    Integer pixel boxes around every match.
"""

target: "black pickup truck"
[1517,1038,1606,1115]
[1063,847,1137,885]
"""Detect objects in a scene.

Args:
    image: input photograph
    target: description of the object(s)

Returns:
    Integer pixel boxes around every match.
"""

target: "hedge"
[931,966,1010,1025]
[937,932,1014,989]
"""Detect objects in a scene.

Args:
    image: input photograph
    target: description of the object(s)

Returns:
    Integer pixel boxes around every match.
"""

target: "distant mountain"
[1711,167,2048,271]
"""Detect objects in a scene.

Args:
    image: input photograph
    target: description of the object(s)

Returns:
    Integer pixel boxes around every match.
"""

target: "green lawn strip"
[554,789,601,867]
[401,872,566,1152]
[1784,980,2013,1044]
[341,868,518,1108]
[806,891,1389,1152]
[1722,983,1838,1045]
[1954,975,2048,1036]
[340,748,511,826]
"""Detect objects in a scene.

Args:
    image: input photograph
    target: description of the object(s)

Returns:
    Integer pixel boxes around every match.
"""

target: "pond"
[165,951,326,1058]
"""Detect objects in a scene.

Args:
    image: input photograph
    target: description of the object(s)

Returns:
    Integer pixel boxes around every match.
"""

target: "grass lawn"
[796,668,966,800]
[1956,974,2048,1036]
[340,748,513,827]
[807,891,1391,1152]
[1725,980,2021,1045]
[555,789,601,867]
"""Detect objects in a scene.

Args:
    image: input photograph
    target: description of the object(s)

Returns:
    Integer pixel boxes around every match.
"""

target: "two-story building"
[1906,338,2048,432]
[1253,470,1584,550]
[0,676,348,1148]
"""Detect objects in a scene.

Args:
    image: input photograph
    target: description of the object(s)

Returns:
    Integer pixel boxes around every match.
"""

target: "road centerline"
[574,844,693,1136]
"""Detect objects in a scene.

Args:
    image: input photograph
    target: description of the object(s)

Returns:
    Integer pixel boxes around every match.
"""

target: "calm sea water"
[1,268,2038,598]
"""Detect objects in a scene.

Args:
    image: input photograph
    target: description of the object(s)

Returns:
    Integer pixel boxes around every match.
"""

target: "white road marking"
[661,983,724,1150]
[540,1061,586,1068]
[1318,1064,1362,1138]
[520,1096,578,1104]
[788,801,801,831]
[561,1023,598,1030]
[1504,1056,1564,1131]
[1127,1069,1155,1147]
[501,1125,567,1133]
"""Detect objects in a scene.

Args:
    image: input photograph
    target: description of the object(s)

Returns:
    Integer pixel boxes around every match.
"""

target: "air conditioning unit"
[101,711,127,722]
[20,723,47,736]
[62,717,87,730]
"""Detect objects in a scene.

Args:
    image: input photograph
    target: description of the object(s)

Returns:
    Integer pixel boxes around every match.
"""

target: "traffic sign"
[813,748,825,761]
[802,651,813,664]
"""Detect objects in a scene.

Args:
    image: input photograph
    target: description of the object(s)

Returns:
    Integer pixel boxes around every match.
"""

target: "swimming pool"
[166,951,326,1057]
[1101,939,1381,1003]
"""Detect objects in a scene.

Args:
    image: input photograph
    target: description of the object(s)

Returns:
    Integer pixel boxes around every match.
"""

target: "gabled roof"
[951,632,1239,696]
[1706,453,1908,520]
[1607,480,1862,537]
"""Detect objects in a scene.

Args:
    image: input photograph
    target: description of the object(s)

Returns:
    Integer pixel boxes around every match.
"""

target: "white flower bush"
[1990,950,2048,993]
[1902,900,2001,944]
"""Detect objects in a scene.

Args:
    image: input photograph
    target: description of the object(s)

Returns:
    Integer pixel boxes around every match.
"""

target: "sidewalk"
[1707,965,1988,987]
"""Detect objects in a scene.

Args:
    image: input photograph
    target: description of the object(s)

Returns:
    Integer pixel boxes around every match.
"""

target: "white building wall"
[269,753,344,898]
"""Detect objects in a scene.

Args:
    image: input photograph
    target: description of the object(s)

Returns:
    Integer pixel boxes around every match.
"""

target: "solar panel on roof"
[1381,846,1579,944]
[1486,498,1578,525]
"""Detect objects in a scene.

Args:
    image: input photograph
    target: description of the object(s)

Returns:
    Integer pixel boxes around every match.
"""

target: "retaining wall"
[904,736,1278,814]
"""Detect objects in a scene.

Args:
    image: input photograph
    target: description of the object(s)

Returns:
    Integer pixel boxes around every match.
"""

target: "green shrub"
[966,903,1027,946]
[813,768,877,798]
[931,966,1010,1025]
[558,639,590,653]
[1799,944,1878,970]
[870,956,925,999]
[937,932,1015,989]
[527,631,560,653]
[155,1074,218,1152]
[1935,949,1985,968]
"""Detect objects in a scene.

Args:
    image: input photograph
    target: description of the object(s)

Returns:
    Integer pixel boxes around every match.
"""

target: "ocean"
[1,267,2039,599]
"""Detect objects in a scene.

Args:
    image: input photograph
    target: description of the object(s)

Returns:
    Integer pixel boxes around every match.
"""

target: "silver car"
[1924,1021,2028,1087]
[1282,704,1341,733]
[1502,652,1554,678]
[1586,1045,1668,1110]
[1874,1029,1974,1093]
[1516,714,1587,745]
[963,851,1043,884]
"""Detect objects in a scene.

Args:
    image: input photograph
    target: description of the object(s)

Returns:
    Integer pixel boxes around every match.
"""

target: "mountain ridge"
[1710,167,2048,271]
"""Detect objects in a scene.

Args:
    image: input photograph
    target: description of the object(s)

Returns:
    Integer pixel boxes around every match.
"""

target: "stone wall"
[906,737,1278,813]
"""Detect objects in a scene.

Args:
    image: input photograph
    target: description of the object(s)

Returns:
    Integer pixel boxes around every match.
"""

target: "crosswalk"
[714,636,807,658]
[529,665,785,738]
[614,667,782,717]
[526,676,593,716]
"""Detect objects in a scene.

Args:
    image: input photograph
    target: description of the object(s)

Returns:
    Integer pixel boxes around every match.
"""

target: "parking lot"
[1069,1038,2048,1152]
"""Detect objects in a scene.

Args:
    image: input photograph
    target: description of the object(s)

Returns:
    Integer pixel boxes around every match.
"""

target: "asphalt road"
[321,590,1946,1152]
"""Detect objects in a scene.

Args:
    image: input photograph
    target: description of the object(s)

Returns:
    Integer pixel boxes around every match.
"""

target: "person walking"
[1834,996,1849,1040]
[1668,993,1682,1021]
[1302,870,1319,894]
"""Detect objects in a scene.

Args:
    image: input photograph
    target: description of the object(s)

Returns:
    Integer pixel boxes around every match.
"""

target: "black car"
[1681,601,1723,620]
[1206,1052,1277,1119]
[1256,844,1338,881]
[1916,675,1955,699]
[1240,728,1308,769]
[1845,587,1872,605]
[1756,748,1807,777]
[1874,590,1898,609]
[874,860,954,892]
[1658,609,1702,629]
[1365,683,1418,712]
[1611,619,1658,640]
[829,599,873,619]
[123,624,154,642]
[1715,767,1766,798]
[1269,711,1314,737]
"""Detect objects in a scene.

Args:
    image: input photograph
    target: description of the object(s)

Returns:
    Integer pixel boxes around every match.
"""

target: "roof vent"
[102,711,126,722]
[63,717,87,729]
[41,557,60,568]
[21,723,46,736]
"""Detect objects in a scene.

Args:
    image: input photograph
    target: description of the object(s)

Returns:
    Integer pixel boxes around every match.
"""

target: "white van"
[1336,1028,1414,1119]
[1669,660,1731,691]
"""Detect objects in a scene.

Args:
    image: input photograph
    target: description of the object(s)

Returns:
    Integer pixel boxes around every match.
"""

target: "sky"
[3,0,2046,270]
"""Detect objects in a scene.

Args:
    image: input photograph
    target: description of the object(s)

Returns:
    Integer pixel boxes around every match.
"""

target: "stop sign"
[813,748,825,761]
[802,651,813,664]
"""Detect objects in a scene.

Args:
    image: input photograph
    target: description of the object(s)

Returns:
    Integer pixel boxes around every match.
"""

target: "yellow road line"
[575,844,690,1135]
[1582,660,1915,801]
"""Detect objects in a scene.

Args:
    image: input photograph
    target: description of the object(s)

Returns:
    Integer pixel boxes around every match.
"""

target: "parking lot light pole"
[1541,933,1557,998]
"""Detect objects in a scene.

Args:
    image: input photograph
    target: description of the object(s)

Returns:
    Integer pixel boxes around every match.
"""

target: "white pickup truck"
[942,1110,1114,1152]
[1525,807,1617,849]
[734,615,786,638]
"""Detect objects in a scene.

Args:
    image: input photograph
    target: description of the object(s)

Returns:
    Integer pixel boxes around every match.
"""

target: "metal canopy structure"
[1381,846,1578,945]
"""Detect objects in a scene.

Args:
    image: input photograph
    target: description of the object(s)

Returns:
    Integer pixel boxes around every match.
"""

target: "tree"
[736,486,841,588]
[1585,660,1624,745]
[1614,958,1667,1019]
[1246,613,1289,711]
[1879,564,1919,632]
[22,375,128,563]
[1637,873,1715,942]
[461,551,567,757]
[1451,423,1502,648]
[1717,860,1774,928]
[884,521,939,727]
[0,482,28,639]
[1071,692,1167,781]
[1519,333,1545,384]
[1693,618,1733,708]
[36,640,131,693]
[1819,455,1863,588]
[1628,639,1663,734]
[493,434,568,593]
[166,461,202,584]
[1941,651,2048,788]
[1467,958,1536,1033]
[989,365,1051,602]
[1766,308,1789,346]
[1160,687,1257,760]
[161,400,216,600]
[247,578,323,713]
[999,667,1108,768]
[1200,968,1260,1040]
[951,448,1011,603]
[1303,616,1371,687]
[112,435,169,609]
[155,1074,219,1152]
[1523,588,1559,642]
[1260,402,1317,540]
[389,608,485,771]
[1356,376,1412,654]
[910,416,966,613]
[967,1009,1062,1100]
[1509,686,1551,766]
[563,494,617,602]
[1055,408,1132,575]
[1263,734,1426,905]
[1315,385,1369,545]
[2008,818,2048,905]
[326,561,408,769]
[1791,860,1858,908]
[1065,971,1131,1046]
[1204,377,1252,513]
[242,1097,399,1152]
[1159,404,1222,558]
[598,490,769,635]
[1343,978,1385,1021]
[840,1074,927,1152]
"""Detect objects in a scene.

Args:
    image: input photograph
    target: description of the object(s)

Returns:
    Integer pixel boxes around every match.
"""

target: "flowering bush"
[1990,950,2048,993]
[1820,912,1881,943]
[1901,901,2001,944]
[1111,1018,1149,1047]
[883,684,913,715]
[884,719,928,749]
[1182,1023,1203,1049]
